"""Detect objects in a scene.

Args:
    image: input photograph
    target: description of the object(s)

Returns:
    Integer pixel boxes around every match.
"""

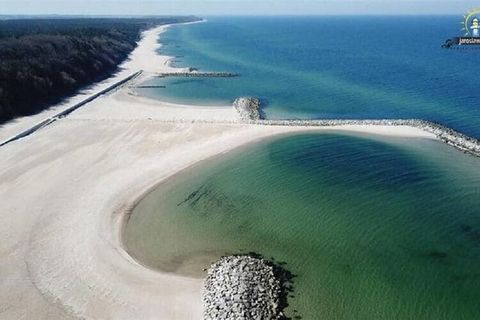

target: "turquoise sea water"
[125,133,480,319]
[138,16,480,138]
[126,17,480,319]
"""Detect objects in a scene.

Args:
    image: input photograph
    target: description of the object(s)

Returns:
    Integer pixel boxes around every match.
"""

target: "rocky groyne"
[418,120,480,157]
[233,97,262,121]
[203,255,291,320]
[157,72,239,78]
[249,119,480,158]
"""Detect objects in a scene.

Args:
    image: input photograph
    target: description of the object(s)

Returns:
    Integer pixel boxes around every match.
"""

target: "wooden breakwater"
[0,70,143,147]
[157,72,238,78]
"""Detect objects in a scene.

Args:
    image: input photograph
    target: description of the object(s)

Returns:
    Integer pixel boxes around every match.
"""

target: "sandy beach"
[0,23,437,319]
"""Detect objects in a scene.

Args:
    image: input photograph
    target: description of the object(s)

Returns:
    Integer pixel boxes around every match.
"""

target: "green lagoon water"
[125,133,480,319]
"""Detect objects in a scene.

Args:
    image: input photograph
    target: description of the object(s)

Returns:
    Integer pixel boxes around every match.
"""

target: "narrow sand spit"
[0,23,436,319]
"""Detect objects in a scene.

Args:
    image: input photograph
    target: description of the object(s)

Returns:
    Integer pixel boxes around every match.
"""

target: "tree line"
[0,17,199,123]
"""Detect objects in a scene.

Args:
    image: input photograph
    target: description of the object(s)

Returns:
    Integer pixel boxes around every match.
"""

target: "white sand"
[0,23,436,320]
[0,23,184,144]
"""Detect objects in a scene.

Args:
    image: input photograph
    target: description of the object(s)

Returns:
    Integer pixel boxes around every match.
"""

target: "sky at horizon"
[1,0,479,16]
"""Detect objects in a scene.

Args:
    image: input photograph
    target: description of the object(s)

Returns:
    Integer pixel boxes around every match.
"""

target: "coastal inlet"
[123,130,480,319]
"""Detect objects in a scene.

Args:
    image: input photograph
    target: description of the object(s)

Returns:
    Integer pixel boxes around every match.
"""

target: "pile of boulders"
[254,118,480,158]
[203,255,283,320]
[233,97,262,121]
[231,97,480,158]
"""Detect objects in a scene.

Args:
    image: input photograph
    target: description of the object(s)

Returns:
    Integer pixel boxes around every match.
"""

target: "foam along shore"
[1,21,479,320]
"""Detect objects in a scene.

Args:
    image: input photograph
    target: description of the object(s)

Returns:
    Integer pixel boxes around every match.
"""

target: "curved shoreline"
[1,20,480,320]
[129,23,480,160]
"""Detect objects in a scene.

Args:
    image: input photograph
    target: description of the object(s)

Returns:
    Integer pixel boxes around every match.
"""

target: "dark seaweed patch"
[427,250,448,259]
[177,182,263,217]
[460,224,472,233]
[343,263,354,275]
[177,189,200,206]
[450,273,480,283]
[177,183,212,208]
[460,223,480,246]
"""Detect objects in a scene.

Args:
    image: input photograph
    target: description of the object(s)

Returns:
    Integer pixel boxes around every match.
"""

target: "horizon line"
[0,13,465,18]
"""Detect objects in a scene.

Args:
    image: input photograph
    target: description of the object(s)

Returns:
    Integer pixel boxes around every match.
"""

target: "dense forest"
[0,17,199,123]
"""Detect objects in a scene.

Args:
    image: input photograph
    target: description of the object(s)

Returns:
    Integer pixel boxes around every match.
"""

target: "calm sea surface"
[139,16,480,138]
[128,17,480,319]
[125,133,480,319]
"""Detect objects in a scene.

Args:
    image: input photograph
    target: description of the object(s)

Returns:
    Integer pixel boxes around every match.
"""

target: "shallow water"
[124,133,480,319]
[138,16,480,138]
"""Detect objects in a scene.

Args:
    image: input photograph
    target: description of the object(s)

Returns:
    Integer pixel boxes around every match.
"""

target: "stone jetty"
[245,118,480,159]
[203,256,284,320]
[416,120,480,157]
[157,72,239,78]
[233,97,262,121]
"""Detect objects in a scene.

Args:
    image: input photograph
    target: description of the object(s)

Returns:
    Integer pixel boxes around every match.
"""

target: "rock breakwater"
[157,72,239,78]
[252,119,480,158]
[233,97,262,121]
[203,255,288,320]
